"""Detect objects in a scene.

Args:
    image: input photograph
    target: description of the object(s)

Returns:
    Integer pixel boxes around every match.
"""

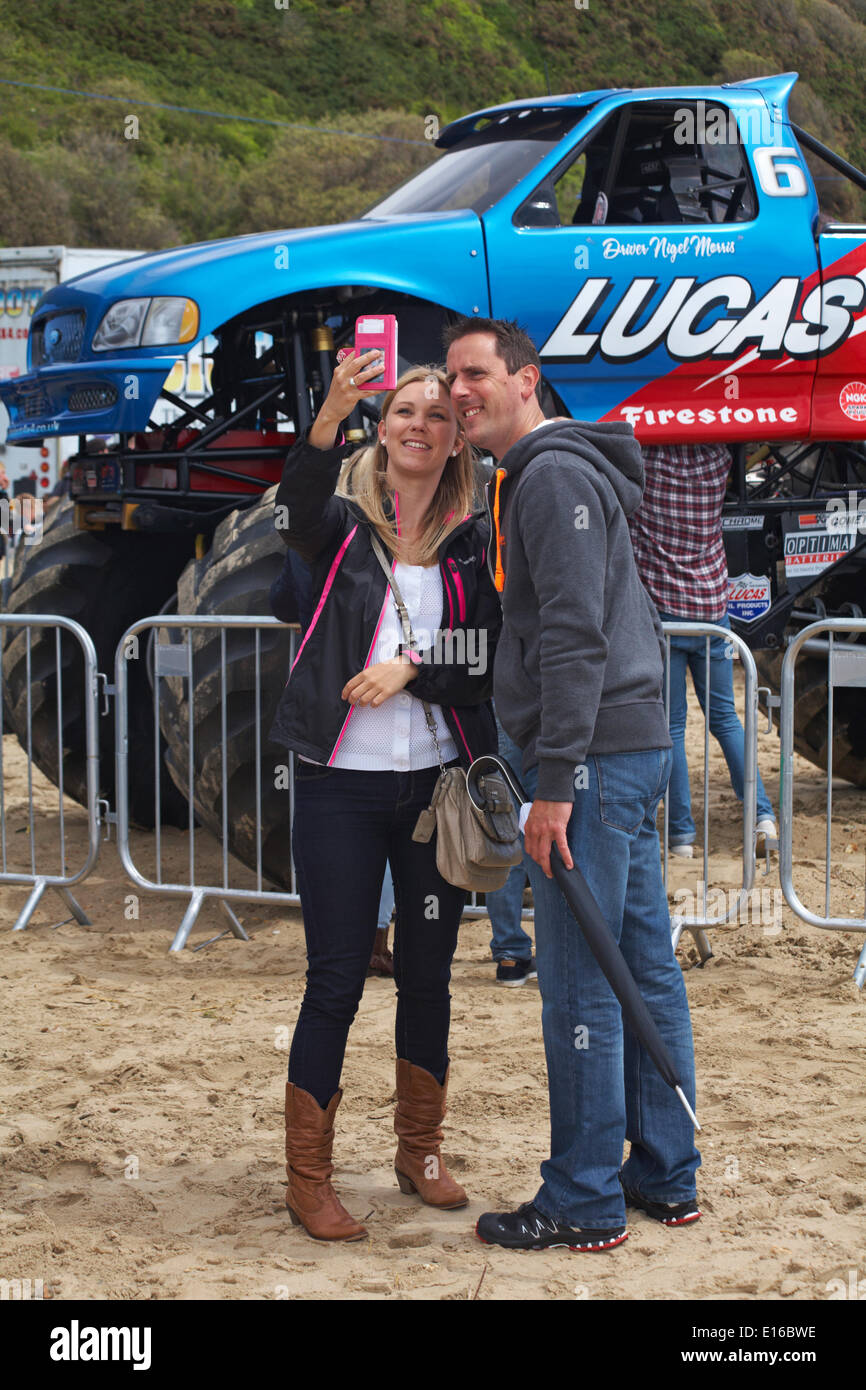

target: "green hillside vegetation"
[1,0,866,249]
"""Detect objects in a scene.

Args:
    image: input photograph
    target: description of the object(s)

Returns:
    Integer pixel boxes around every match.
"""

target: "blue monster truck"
[3,72,865,875]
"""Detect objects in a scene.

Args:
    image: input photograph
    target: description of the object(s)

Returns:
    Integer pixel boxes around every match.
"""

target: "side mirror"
[517,187,560,227]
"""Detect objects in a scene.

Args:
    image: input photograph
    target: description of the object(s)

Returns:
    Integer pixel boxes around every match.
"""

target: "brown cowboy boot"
[393,1059,468,1209]
[284,1084,367,1241]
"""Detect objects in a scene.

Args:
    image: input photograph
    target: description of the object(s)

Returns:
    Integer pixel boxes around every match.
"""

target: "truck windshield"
[365,107,584,217]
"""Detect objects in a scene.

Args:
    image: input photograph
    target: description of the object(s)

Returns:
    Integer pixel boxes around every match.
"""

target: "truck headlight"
[92,299,149,350]
[93,297,199,351]
[141,297,199,346]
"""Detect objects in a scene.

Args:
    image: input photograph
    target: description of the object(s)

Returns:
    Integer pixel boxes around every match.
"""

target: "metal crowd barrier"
[115,614,507,951]
[1,610,764,955]
[0,614,101,932]
[116,614,303,952]
[5,606,863,989]
[779,618,866,988]
[660,622,761,964]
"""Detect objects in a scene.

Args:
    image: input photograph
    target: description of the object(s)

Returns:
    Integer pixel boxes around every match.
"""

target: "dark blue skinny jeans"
[288,757,465,1108]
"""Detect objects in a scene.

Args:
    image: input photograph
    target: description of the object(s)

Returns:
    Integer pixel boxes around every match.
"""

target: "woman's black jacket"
[268,430,501,769]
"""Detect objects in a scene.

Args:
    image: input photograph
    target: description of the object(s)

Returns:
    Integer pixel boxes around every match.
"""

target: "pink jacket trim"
[450,709,473,762]
[290,525,358,674]
[448,559,467,622]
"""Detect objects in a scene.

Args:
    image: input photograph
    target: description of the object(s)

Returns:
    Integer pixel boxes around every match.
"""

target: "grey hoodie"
[488,418,671,801]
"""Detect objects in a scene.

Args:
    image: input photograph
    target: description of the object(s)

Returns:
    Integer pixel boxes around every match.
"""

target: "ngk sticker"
[839,381,866,421]
[727,573,771,623]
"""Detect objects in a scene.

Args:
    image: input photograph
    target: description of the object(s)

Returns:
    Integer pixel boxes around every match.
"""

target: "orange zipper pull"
[492,467,507,592]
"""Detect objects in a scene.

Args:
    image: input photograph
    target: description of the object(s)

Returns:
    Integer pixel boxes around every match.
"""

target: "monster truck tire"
[158,489,297,889]
[1,495,192,827]
[753,648,866,788]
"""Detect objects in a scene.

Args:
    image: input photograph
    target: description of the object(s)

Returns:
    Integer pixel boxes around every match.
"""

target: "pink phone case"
[354,314,398,390]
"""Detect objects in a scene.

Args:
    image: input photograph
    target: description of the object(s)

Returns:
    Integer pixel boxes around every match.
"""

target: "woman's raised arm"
[274,348,385,563]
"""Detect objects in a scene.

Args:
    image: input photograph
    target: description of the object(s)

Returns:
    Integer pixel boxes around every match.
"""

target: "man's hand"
[523,799,574,879]
[342,657,416,707]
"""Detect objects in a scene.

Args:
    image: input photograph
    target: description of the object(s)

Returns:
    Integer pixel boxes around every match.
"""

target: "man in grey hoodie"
[445,317,701,1251]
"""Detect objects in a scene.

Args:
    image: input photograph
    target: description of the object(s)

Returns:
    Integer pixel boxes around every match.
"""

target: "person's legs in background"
[484,864,536,984]
[368,860,395,978]
[687,617,776,841]
[485,714,537,984]
[657,616,701,855]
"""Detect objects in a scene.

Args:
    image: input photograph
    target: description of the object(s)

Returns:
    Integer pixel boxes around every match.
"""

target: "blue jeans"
[659,611,774,844]
[523,748,701,1229]
[485,717,537,961]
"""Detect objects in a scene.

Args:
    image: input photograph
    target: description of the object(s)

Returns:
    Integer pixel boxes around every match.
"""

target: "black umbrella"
[468,754,700,1131]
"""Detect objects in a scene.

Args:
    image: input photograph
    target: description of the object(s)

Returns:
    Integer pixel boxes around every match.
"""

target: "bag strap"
[368,530,447,774]
[369,530,413,649]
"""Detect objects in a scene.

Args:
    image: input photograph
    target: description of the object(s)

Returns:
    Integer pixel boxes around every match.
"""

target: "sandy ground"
[0,669,864,1302]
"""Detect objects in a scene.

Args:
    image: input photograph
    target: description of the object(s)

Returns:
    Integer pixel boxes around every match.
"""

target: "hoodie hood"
[500,418,645,517]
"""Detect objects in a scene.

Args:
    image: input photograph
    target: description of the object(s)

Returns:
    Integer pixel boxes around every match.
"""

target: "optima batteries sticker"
[782,512,858,589]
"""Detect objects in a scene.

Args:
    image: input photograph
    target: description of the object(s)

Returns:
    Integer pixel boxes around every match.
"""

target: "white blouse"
[302,560,459,772]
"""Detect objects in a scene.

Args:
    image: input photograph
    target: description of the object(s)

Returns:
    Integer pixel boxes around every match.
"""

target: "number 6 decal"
[754,146,808,197]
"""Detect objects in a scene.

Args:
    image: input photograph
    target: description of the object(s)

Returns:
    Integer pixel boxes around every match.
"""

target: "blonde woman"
[271,351,501,1241]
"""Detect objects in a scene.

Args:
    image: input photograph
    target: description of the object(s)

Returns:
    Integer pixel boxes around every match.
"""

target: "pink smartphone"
[354,314,398,390]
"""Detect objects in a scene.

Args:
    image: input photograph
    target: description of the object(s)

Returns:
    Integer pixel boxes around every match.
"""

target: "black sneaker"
[621,1184,701,1227]
[495,956,537,987]
[476,1201,627,1252]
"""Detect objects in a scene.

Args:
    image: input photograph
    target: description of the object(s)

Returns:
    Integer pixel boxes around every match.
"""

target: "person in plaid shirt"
[629,443,776,856]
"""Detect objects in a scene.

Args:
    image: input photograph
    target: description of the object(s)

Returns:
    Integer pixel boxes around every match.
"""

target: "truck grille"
[21,389,50,419]
[68,384,118,412]
[31,310,86,366]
